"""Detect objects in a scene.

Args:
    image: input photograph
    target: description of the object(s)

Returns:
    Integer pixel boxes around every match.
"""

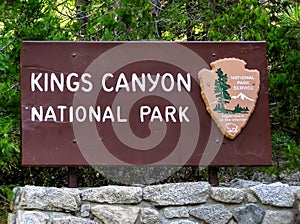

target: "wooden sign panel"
[21,41,272,166]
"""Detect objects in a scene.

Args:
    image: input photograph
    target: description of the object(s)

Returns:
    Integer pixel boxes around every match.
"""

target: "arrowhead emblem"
[198,58,260,139]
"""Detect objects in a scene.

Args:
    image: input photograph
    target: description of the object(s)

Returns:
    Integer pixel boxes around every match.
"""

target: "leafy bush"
[269,2,300,144]
[0,185,15,223]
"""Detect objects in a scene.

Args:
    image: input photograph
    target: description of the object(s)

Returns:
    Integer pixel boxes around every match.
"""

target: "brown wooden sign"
[21,41,272,166]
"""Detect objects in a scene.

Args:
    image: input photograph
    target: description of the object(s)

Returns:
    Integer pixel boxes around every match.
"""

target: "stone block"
[211,187,245,203]
[189,204,232,224]
[167,220,202,224]
[52,216,98,224]
[91,204,140,224]
[81,204,90,218]
[81,186,142,204]
[163,207,190,218]
[291,186,300,200]
[250,182,295,207]
[13,186,80,212]
[262,210,294,224]
[232,203,264,224]
[143,182,210,206]
[16,210,49,224]
[139,207,160,224]
[244,192,257,203]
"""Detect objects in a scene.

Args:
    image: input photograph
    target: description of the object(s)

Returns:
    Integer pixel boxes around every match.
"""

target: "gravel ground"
[252,170,300,186]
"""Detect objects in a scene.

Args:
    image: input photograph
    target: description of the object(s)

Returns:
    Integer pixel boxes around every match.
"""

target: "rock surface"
[189,204,232,224]
[167,220,201,224]
[13,186,80,212]
[163,207,190,218]
[143,182,210,205]
[81,185,142,204]
[292,186,300,199]
[16,211,49,224]
[8,181,298,224]
[232,203,264,224]
[91,204,140,224]
[211,187,245,203]
[52,216,98,224]
[262,210,294,224]
[80,204,90,218]
[139,207,160,224]
[250,182,295,207]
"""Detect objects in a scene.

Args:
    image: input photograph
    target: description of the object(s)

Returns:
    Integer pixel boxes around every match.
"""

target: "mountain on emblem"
[231,93,255,102]
[198,58,260,139]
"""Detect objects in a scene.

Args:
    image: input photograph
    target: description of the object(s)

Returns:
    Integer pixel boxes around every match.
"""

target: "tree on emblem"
[232,104,249,114]
[213,68,250,114]
[214,68,231,113]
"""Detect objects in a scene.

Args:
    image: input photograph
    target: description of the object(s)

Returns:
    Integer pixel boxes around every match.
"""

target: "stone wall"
[8,180,300,224]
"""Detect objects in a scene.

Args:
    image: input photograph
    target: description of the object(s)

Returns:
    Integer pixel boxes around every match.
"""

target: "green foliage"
[267,3,300,160]
[0,5,75,214]
[281,2,300,42]
[0,185,14,202]
[0,184,15,223]
[76,0,156,40]
[208,2,268,40]
[267,131,300,177]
